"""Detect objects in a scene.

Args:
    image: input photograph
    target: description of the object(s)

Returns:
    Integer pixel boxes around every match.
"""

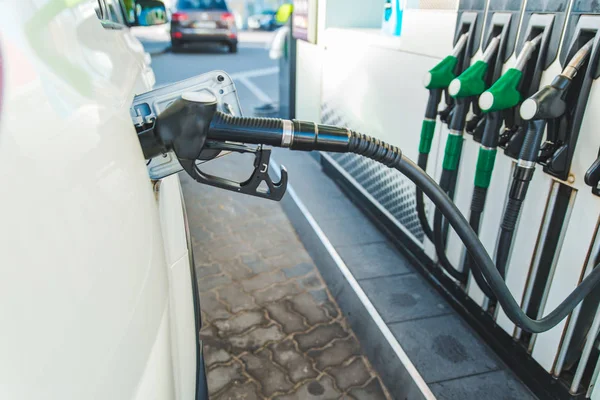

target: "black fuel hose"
[416,153,434,241]
[207,112,600,332]
[396,154,600,333]
[464,185,496,299]
[145,97,600,333]
[416,88,443,241]
[433,169,468,282]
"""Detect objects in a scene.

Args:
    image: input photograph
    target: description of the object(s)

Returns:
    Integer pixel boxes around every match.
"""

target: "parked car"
[170,0,238,52]
[247,10,280,31]
[1,0,207,399]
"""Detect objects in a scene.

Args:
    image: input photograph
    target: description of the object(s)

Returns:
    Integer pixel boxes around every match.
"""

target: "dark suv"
[170,0,238,52]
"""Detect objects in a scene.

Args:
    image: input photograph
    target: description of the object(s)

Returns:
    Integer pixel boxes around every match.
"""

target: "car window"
[176,0,228,11]
[97,0,127,27]
[122,0,136,24]
[105,0,126,24]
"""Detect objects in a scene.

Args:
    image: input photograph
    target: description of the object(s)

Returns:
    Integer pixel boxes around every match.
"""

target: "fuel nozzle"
[520,38,594,121]
[141,91,365,200]
[419,33,469,156]
[439,37,501,175]
[519,75,569,121]
[423,33,469,90]
[448,36,501,98]
[479,34,543,113]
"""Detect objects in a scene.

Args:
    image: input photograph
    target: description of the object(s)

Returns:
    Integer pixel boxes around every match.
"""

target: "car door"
[0,1,198,399]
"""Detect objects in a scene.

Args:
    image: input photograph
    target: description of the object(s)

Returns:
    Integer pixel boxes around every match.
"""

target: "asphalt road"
[149,32,280,116]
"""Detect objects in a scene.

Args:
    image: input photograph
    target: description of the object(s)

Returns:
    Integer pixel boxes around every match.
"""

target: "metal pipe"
[515,34,543,71]
[562,38,595,79]
[452,33,470,58]
[571,308,600,393]
[482,36,501,64]
[586,357,600,397]
[554,232,600,377]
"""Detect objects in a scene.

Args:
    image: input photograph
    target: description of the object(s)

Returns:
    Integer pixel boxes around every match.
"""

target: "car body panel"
[0,1,196,399]
[170,0,237,46]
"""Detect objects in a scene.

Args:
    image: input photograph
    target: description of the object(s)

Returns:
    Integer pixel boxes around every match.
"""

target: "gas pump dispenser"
[439,1,600,396]
[519,6,600,394]
[412,1,600,396]
[424,2,570,320]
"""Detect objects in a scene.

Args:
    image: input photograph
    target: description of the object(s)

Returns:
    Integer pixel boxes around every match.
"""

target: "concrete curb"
[271,159,436,400]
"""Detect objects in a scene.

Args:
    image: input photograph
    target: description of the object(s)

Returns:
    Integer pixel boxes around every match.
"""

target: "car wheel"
[229,43,238,53]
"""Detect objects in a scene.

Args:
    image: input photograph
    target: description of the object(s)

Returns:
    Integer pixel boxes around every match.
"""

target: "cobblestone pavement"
[180,156,391,400]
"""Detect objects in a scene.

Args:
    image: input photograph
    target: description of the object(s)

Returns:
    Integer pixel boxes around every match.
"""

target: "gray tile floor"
[337,242,412,279]
[273,150,537,400]
[181,155,391,399]
[361,275,453,324]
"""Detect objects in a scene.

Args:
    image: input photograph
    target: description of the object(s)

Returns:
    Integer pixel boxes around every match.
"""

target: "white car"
[0,1,206,399]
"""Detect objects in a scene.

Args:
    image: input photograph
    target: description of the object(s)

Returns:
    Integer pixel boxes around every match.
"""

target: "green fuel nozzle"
[478,68,522,112]
[448,36,501,98]
[479,35,543,113]
[423,56,459,89]
[419,33,470,155]
[448,61,488,98]
[423,33,469,89]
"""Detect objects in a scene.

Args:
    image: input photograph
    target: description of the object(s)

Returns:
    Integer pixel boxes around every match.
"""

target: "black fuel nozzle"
[153,92,217,159]
[506,115,547,203]
[519,75,570,121]
[520,38,594,122]
[141,92,288,200]
[140,91,365,200]
[516,38,596,179]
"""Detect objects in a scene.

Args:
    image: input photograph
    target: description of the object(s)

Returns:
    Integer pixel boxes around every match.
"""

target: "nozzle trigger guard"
[179,145,287,201]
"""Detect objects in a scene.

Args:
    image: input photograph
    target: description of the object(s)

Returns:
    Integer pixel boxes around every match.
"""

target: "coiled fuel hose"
[140,41,600,333]
[201,109,600,333]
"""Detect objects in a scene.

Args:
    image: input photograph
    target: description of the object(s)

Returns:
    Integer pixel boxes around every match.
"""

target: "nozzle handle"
[424,55,458,89]
[479,68,522,112]
[153,92,218,160]
[448,60,489,98]
[520,75,570,121]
